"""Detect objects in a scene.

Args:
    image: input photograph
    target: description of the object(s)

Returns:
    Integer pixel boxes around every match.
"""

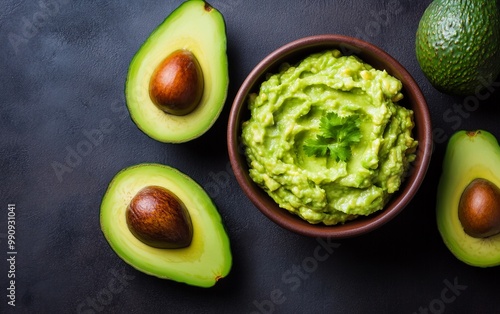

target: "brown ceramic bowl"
[227,34,432,238]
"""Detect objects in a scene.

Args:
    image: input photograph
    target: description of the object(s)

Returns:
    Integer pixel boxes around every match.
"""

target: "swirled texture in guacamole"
[241,50,418,225]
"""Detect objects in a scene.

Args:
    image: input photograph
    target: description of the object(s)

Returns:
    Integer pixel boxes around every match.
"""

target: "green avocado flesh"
[100,163,232,287]
[436,130,500,267]
[415,0,500,96]
[125,0,228,143]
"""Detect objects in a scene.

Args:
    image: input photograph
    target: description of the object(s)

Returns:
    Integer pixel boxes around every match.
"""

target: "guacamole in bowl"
[227,34,432,238]
[241,49,418,225]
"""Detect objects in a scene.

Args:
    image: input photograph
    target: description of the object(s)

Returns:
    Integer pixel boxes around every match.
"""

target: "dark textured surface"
[1,0,500,313]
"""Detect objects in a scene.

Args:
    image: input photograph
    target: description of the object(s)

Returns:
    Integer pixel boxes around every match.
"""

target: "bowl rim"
[227,34,433,238]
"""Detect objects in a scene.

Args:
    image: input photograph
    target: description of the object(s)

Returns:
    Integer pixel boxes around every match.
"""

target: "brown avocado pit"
[126,185,193,249]
[458,178,500,238]
[149,49,204,116]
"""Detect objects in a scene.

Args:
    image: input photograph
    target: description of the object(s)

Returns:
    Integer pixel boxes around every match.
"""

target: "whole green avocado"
[415,0,500,96]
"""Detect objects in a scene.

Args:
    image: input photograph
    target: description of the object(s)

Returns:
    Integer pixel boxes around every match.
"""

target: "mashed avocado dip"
[241,49,418,225]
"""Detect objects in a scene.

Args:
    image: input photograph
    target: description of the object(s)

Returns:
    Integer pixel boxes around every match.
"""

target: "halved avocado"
[100,163,232,287]
[436,130,500,267]
[125,0,228,143]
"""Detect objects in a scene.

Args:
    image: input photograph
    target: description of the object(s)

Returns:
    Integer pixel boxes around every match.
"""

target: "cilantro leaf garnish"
[303,112,362,162]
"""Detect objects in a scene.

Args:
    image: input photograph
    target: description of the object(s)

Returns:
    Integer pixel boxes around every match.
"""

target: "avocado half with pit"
[436,130,500,267]
[125,0,229,143]
[100,163,232,287]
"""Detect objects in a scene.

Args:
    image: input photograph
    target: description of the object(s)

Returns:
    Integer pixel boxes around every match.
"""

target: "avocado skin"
[415,0,500,96]
[436,130,500,267]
